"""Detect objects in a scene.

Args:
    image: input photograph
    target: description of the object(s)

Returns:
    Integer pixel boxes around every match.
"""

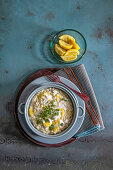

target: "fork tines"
[47,73,58,80]
[44,71,53,76]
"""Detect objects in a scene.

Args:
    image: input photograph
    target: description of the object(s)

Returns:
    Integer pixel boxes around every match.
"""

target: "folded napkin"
[53,64,104,139]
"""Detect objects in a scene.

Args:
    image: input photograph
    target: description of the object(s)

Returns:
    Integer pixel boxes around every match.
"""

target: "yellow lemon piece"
[39,93,44,99]
[44,122,51,127]
[52,120,56,125]
[57,118,60,124]
[52,119,60,126]
[55,44,66,56]
[59,108,64,112]
[29,107,34,117]
[59,40,73,50]
[59,34,80,50]
[55,94,61,98]
[44,92,49,99]
[59,34,75,42]
[60,49,79,61]
[55,94,61,102]
[59,108,64,118]
[44,92,50,95]
[72,41,80,50]
[61,112,64,118]
[53,126,59,132]
[43,92,52,101]
[60,55,77,62]
[65,49,79,56]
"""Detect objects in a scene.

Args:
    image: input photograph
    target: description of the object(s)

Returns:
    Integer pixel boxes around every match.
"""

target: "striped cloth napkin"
[53,64,104,138]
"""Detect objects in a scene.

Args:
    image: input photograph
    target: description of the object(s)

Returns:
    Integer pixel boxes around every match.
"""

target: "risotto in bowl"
[19,82,82,138]
[29,87,74,135]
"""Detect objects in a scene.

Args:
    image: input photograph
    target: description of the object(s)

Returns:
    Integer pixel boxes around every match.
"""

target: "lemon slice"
[59,40,73,50]
[60,55,77,61]
[59,34,75,42]
[72,41,80,50]
[59,34,80,51]
[55,44,66,56]
[65,49,80,56]
[60,49,79,61]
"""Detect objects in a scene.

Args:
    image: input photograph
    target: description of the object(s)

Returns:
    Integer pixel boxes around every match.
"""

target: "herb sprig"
[37,100,60,125]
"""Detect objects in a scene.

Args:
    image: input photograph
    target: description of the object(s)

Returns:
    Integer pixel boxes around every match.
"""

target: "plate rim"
[17,75,85,144]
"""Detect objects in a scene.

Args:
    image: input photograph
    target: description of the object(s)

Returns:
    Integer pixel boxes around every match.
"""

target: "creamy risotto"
[28,88,74,135]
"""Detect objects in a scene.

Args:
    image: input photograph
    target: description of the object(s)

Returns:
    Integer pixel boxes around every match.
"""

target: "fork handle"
[60,81,89,102]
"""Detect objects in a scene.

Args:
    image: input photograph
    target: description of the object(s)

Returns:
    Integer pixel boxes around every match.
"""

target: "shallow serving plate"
[18,82,84,138]
[17,76,85,144]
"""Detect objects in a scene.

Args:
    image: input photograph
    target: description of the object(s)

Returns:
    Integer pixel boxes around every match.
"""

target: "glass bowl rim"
[50,29,87,64]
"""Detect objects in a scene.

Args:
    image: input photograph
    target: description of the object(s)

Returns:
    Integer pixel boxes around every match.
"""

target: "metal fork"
[46,73,89,102]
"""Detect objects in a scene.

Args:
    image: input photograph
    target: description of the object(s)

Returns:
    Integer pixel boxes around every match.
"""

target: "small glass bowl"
[50,29,87,64]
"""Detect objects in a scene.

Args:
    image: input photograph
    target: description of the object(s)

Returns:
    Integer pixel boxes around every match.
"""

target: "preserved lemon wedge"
[52,119,60,126]
[60,49,78,61]
[29,107,34,117]
[59,34,80,51]
[55,44,66,56]
[59,40,73,50]
[60,55,77,61]
[53,126,59,132]
[44,122,51,127]
[65,49,79,56]
[72,41,80,50]
[59,34,75,43]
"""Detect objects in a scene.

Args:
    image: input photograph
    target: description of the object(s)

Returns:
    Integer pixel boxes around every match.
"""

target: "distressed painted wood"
[0,0,113,169]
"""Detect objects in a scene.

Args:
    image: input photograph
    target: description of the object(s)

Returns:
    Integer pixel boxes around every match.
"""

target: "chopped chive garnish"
[61,98,67,102]
[51,100,55,107]
[37,119,43,124]
[48,109,52,114]
[54,112,59,116]
[49,124,54,130]
[44,112,48,117]
[45,119,49,122]
[55,109,59,111]
[50,115,54,120]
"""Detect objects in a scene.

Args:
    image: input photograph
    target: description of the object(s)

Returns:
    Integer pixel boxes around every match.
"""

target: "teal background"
[0,0,113,169]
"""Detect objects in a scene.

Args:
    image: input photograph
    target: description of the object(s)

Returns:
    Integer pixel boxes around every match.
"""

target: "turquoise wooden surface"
[0,0,113,169]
